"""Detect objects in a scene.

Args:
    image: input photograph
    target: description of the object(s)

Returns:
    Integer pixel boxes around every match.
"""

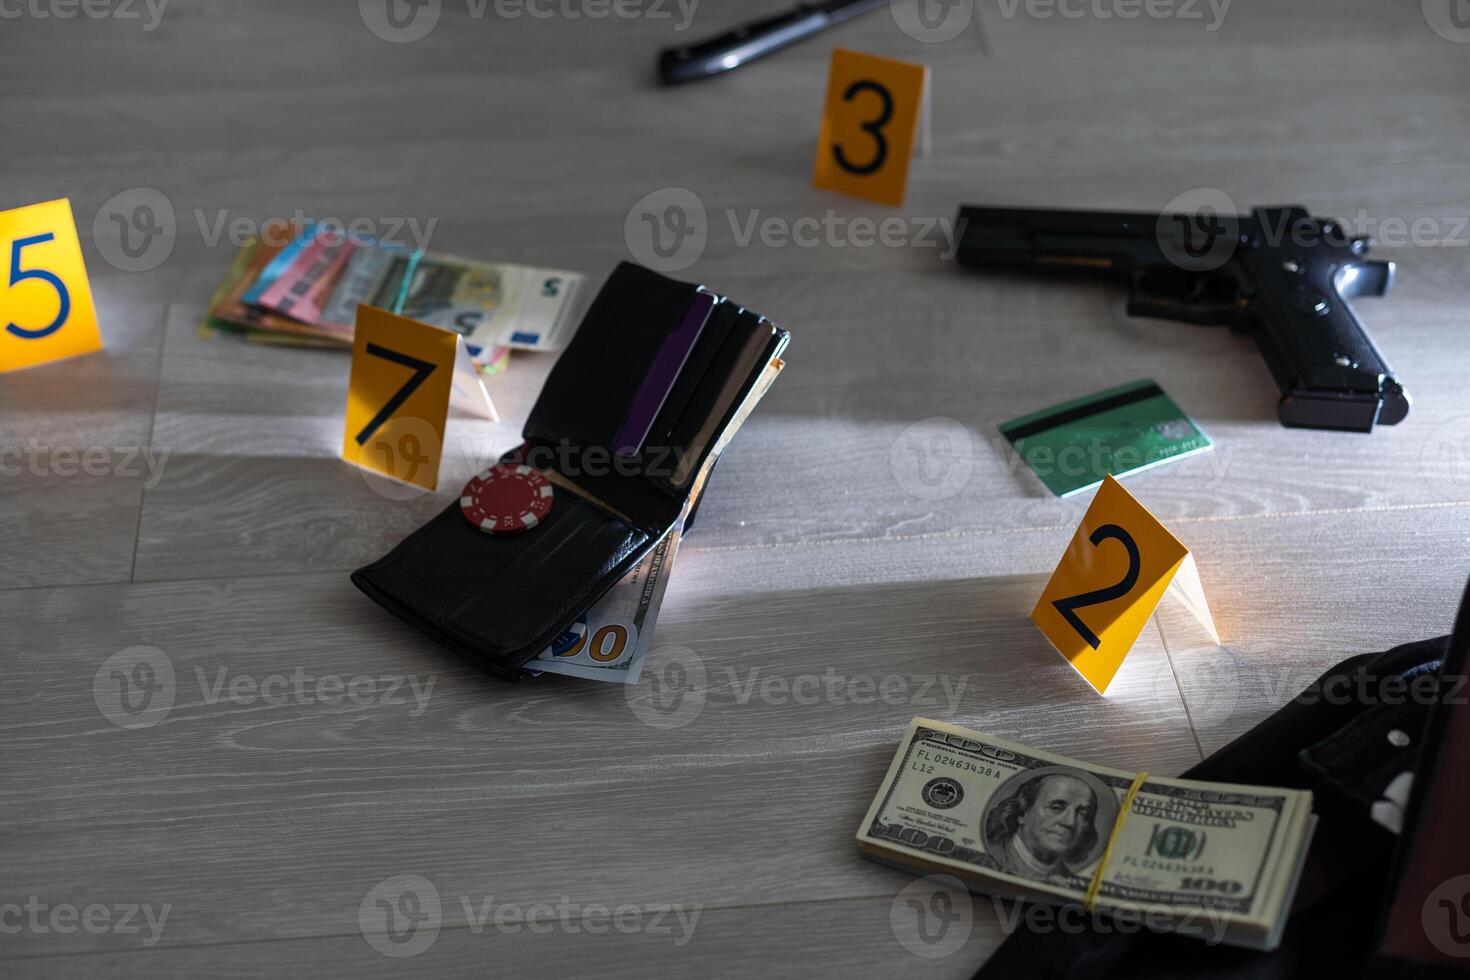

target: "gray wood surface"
[3,0,1469,975]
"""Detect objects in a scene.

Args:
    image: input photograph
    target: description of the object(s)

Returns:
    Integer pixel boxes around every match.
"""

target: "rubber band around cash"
[1082,770,1149,914]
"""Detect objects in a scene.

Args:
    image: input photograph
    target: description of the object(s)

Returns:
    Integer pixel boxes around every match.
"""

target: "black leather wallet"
[351,262,789,681]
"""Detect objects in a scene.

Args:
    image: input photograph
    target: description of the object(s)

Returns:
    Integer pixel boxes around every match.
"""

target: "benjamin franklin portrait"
[980,766,1116,886]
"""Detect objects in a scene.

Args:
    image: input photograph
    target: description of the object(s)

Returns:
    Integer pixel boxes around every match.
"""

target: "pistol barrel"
[956,205,1179,271]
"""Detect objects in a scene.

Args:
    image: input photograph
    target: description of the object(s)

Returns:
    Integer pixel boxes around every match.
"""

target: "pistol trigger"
[1127,267,1240,326]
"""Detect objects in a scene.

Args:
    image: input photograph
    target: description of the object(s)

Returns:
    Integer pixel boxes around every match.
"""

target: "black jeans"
[975,636,1451,980]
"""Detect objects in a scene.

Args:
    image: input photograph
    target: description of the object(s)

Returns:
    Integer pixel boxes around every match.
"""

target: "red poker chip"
[460,464,553,534]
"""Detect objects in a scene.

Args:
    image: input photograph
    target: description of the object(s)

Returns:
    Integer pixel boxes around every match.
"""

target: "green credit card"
[999,379,1212,497]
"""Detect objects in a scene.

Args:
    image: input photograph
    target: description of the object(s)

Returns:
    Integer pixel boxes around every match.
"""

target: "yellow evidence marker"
[0,199,103,373]
[1032,475,1218,694]
[812,49,930,208]
[342,305,497,492]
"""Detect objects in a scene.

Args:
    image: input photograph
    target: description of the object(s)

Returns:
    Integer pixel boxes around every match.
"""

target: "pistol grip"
[1245,257,1406,432]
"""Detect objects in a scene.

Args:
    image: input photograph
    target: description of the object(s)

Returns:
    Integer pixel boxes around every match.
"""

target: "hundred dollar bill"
[526,519,684,684]
[857,718,1315,951]
[319,246,585,355]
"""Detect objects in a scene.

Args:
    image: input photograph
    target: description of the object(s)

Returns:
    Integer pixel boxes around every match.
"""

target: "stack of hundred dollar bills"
[858,718,1316,951]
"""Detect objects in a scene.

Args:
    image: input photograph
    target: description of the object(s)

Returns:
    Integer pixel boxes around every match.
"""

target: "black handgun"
[955,204,1410,432]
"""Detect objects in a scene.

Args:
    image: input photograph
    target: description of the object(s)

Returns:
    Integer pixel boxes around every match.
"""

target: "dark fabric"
[975,636,1451,980]
[1368,579,1470,978]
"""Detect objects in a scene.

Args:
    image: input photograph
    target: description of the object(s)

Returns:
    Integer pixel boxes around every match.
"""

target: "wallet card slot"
[524,262,702,451]
[612,288,716,456]
[644,298,743,455]
[664,313,774,474]
[442,496,651,653]
[662,311,764,455]
[672,332,784,488]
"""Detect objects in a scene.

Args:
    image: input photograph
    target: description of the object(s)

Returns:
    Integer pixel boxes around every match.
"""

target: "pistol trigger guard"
[1334,259,1395,301]
[1127,267,1241,326]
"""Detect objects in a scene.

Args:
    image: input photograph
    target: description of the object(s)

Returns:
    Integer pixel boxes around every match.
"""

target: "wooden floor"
[4,1,1469,975]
